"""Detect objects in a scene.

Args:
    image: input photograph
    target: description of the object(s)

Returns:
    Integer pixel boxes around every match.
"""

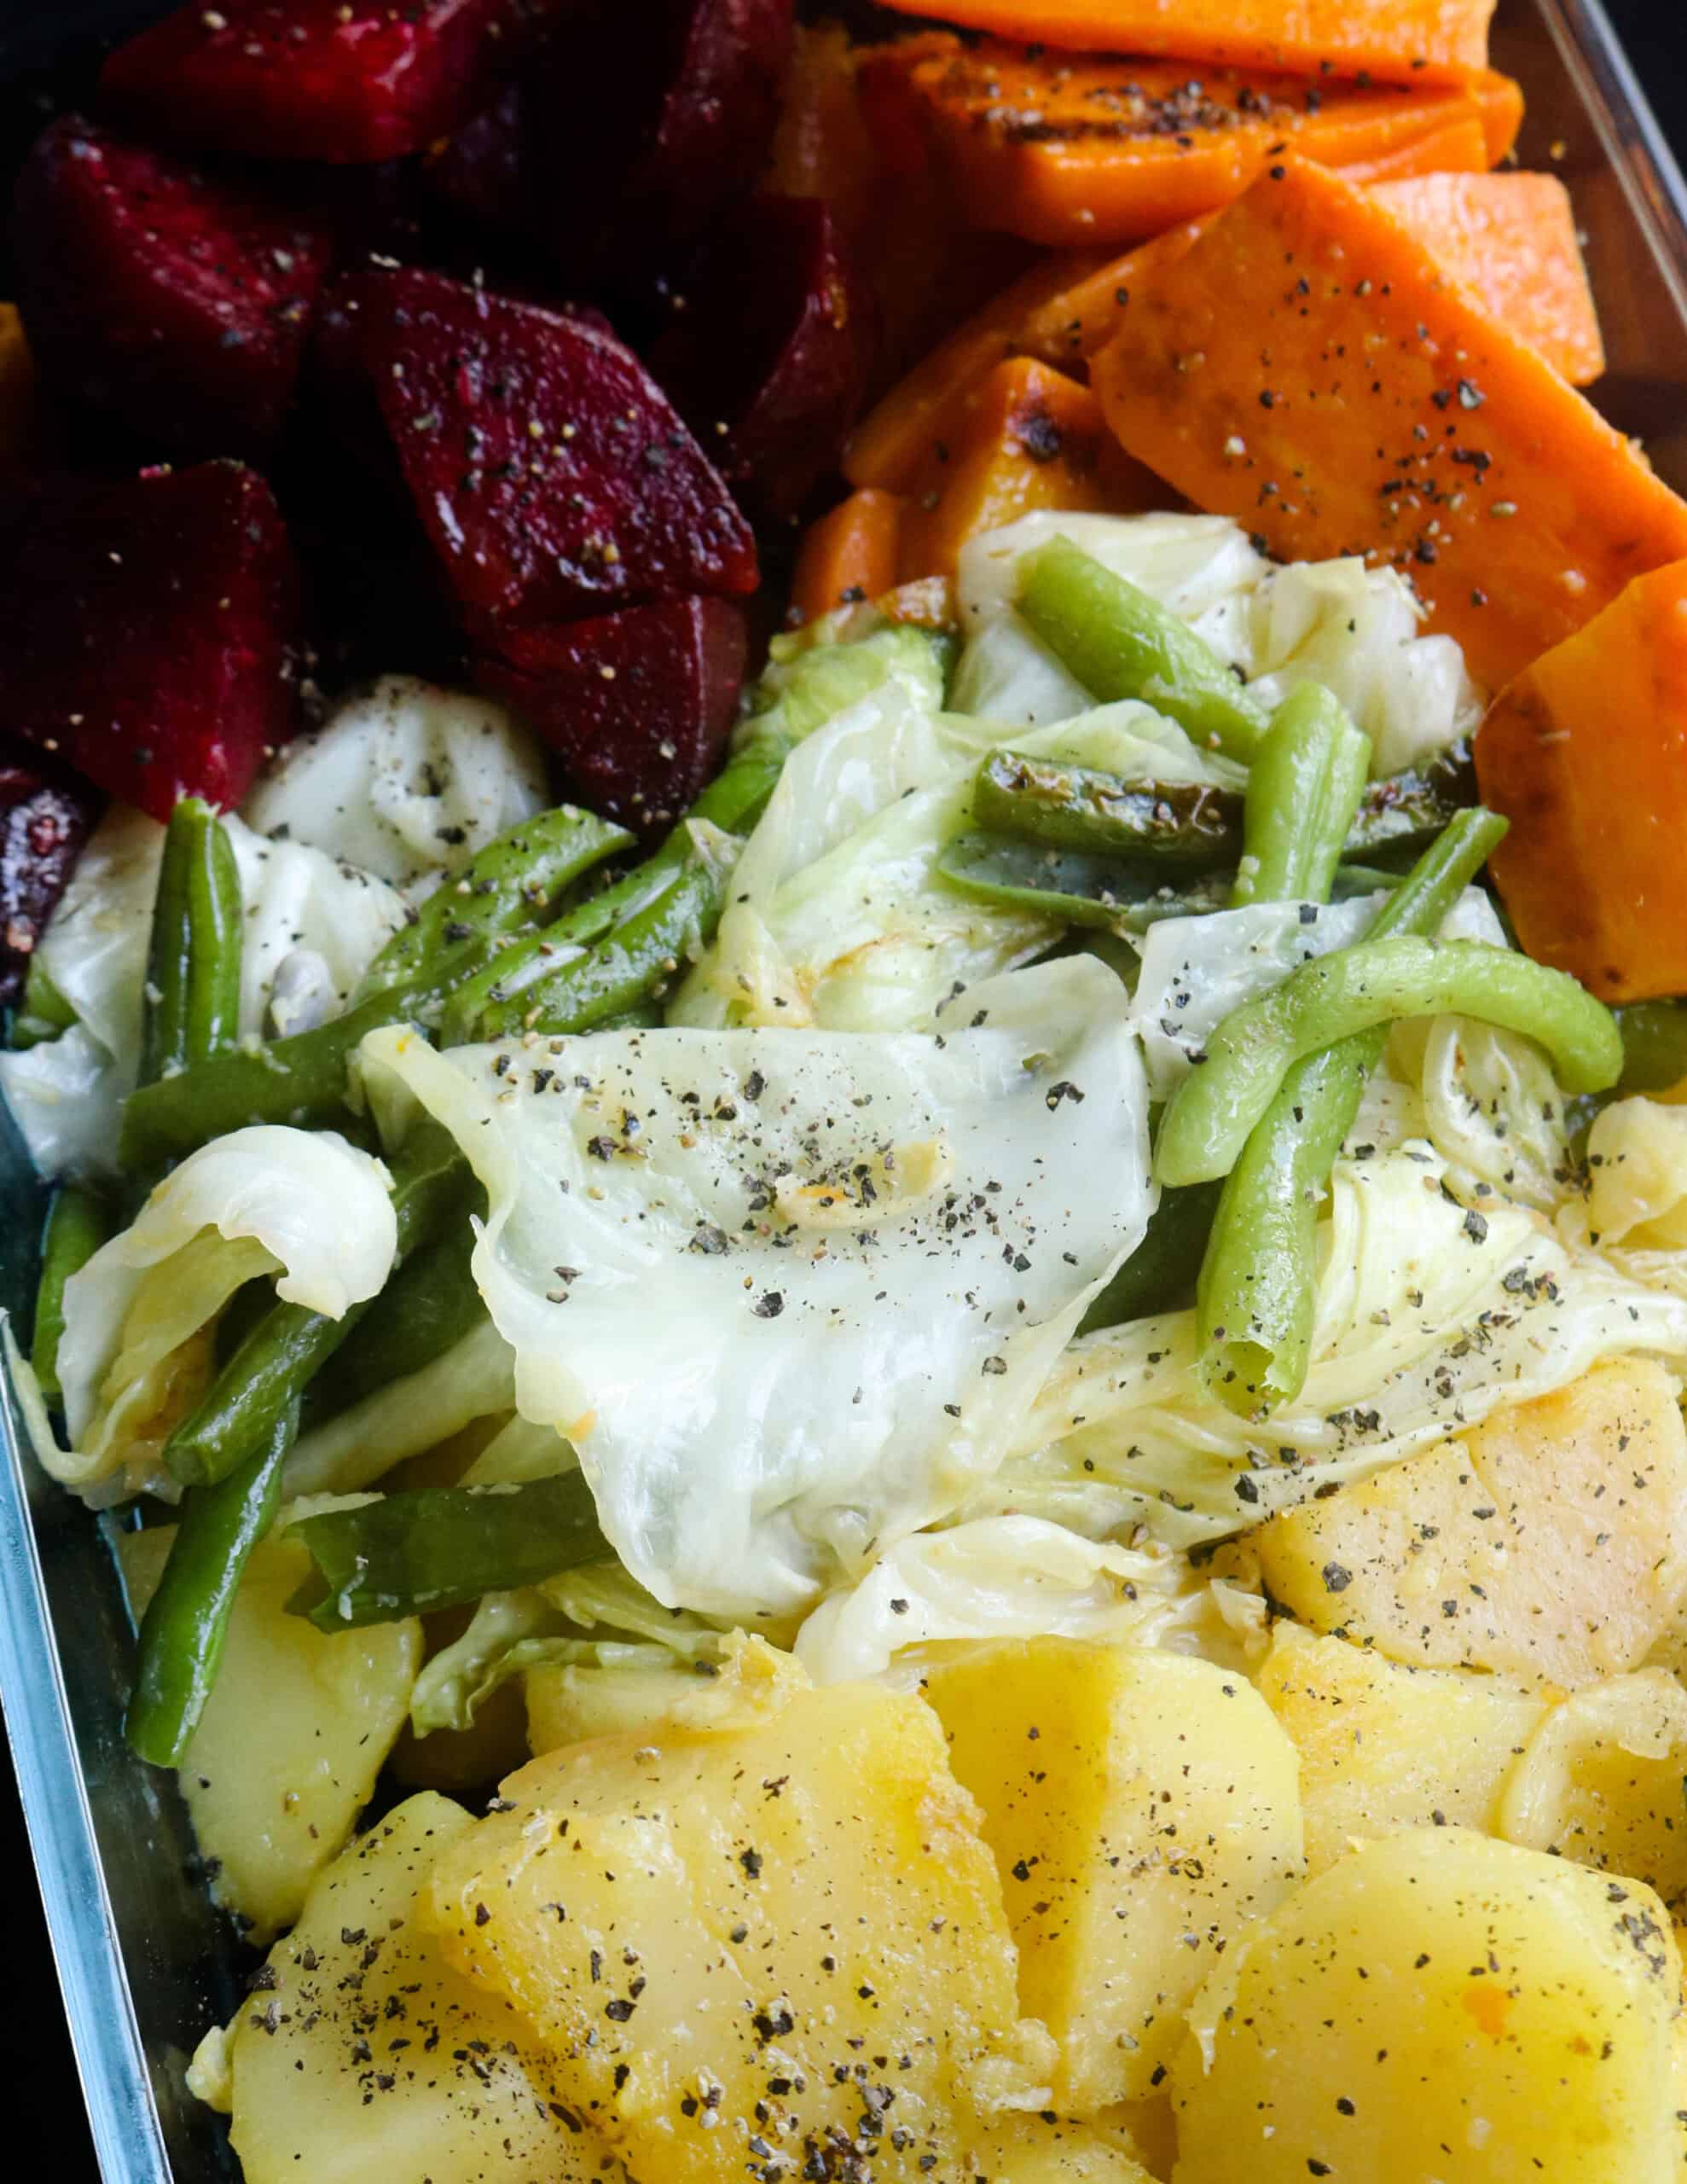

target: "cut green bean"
[307,1212,484,1423]
[141,798,244,1086]
[1016,536,1268,760]
[125,1398,299,1767]
[1077,1179,1223,1334]
[288,1472,606,1630]
[1609,1002,1687,1096]
[1343,735,1476,863]
[1230,686,1371,909]
[1157,932,1617,1190]
[1196,808,1510,1416]
[30,1184,113,1399]
[163,1123,469,1490]
[11,956,77,1048]
[972,751,1237,867]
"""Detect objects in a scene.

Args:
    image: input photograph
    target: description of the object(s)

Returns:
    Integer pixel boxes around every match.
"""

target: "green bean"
[1343,735,1476,863]
[1157,932,1619,1190]
[288,1472,606,1630]
[1231,686,1371,909]
[11,956,76,1048]
[1016,536,1268,760]
[141,798,243,1085]
[1077,1180,1223,1334]
[125,1398,299,1767]
[354,806,632,1002]
[30,1184,113,1399]
[1609,1002,1687,1096]
[972,751,1237,867]
[307,1211,484,1423]
[1195,810,1510,1416]
[162,1123,469,1490]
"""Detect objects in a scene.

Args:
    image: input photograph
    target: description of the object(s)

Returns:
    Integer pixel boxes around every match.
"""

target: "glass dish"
[1,1,1685,2175]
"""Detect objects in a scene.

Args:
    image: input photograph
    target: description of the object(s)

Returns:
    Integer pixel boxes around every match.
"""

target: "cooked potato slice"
[525,1632,807,1754]
[119,1524,420,1941]
[424,1678,1054,2181]
[222,1792,601,2184]
[1257,1622,1548,1872]
[972,2114,1157,2180]
[921,1638,1303,2112]
[1499,1669,1687,1909]
[1172,1828,1684,2184]
[1253,1358,1687,1684]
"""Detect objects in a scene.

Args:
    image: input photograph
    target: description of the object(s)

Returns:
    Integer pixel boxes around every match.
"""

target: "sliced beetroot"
[11,113,331,458]
[356,262,757,629]
[475,596,745,833]
[537,0,792,281]
[99,0,547,166]
[425,79,537,247]
[0,462,301,822]
[0,749,99,1005]
[650,195,876,520]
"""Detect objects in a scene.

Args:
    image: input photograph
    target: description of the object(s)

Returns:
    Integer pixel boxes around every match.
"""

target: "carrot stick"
[1475,558,1687,1000]
[1373,171,1604,385]
[872,37,1516,249]
[790,487,905,623]
[870,0,1496,88]
[1089,154,1687,693]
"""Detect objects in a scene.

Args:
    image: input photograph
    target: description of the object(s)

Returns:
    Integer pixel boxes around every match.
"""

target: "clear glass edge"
[1,3,1685,2180]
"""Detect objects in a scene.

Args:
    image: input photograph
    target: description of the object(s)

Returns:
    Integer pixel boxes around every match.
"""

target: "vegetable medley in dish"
[11,1,1687,2180]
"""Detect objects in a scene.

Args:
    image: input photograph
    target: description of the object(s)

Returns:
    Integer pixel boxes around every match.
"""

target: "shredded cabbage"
[281,1316,515,1498]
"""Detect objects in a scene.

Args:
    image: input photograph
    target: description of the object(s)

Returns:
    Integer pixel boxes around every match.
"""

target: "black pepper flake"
[472,1902,491,1926]
[740,1847,764,1879]
[1321,1562,1352,1593]
[752,1291,785,1319]
[1463,1208,1488,1244]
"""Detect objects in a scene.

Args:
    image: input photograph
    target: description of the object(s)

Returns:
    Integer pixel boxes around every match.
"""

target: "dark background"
[0,1,1683,2176]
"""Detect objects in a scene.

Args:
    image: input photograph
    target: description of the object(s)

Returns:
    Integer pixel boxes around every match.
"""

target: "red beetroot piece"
[476,596,745,833]
[99,0,548,166]
[354,262,757,630]
[0,462,301,823]
[537,0,792,282]
[11,114,331,459]
[0,749,100,1006]
[651,195,876,520]
[425,79,537,247]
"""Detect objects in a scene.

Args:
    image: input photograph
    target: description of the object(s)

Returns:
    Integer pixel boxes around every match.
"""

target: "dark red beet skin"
[651,195,877,520]
[0,462,301,823]
[476,597,745,834]
[99,0,550,166]
[354,262,757,630]
[0,750,99,1006]
[11,114,332,459]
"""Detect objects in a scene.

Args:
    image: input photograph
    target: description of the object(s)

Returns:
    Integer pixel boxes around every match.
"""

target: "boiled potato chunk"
[973,2115,1157,2180]
[119,1524,420,1941]
[1171,1828,1683,2184]
[1257,1623,1548,1873]
[425,1677,1055,2182]
[921,1638,1303,2112]
[223,1792,603,2184]
[1253,1358,1687,1683]
[1499,1668,1687,1910]
[525,1631,807,1755]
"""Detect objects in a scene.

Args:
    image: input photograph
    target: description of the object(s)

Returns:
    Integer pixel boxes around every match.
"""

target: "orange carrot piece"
[896,356,1161,584]
[874,38,1512,249]
[878,574,959,630]
[844,222,1208,493]
[1089,155,1687,693]
[1470,69,1525,165]
[790,486,905,623]
[1373,171,1604,385]
[872,0,1494,87]
[1475,560,1687,1000]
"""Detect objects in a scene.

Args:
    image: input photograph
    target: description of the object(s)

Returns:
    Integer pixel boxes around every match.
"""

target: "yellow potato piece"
[119,1525,420,1943]
[974,2113,1157,2179]
[1171,1828,1683,2184]
[1257,1622,1548,1873]
[424,1678,1054,2181]
[1253,1358,1687,1684]
[1499,1668,1687,1910]
[921,1638,1303,2112]
[223,1792,601,2184]
[525,1631,807,1756]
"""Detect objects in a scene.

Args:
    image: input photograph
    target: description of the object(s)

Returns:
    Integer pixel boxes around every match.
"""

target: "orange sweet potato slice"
[870,0,1495,88]
[791,486,905,621]
[1089,155,1687,693]
[1475,559,1687,1002]
[1372,170,1604,385]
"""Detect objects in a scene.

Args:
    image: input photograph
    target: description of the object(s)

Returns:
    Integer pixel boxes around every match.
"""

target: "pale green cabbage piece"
[281,1316,515,1499]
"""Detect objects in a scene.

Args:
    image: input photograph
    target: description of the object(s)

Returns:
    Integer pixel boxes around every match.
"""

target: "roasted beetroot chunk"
[0,462,301,822]
[651,195,876,519]
[11,114,331,459]
[477,597,746,833]
[100,0,542,166]
[353,262,757,630]
[0,751,99,1005]
[538,0,792,280]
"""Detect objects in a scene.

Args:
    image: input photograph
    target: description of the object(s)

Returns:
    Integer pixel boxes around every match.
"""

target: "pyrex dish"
[2,2,1685,2177]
